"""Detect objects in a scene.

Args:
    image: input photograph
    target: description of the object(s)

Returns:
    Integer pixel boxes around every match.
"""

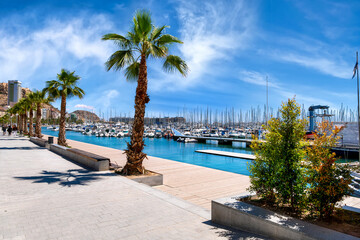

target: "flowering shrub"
[306,121,353,219]
[249,98,353,219]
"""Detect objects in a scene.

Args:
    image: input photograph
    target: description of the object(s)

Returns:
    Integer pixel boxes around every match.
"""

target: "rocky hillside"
[71,110,100,122]
[0,82,59,113]
[0,82,31,106]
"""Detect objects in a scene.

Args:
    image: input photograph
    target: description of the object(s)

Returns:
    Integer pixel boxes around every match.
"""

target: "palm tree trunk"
[35,103,42,138]
[122,54,149,175]
[58,94,67,146]
[18,115,22,134]
[23,113,28,135]
[29,107,34,137]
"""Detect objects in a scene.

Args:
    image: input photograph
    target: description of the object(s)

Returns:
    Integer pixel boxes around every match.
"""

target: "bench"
[50,144,110,171]
[30,137,49,148]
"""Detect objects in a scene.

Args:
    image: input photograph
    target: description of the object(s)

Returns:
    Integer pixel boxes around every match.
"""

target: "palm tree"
[10,100,25,135]
[102,10,188,175]
[31,90,53,138]
[26,94,36,136]
[44,69,85,146]
[16,98,29,135]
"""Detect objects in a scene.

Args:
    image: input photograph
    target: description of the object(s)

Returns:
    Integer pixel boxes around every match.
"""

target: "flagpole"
[266,75,268,126]
[357,51,360,162]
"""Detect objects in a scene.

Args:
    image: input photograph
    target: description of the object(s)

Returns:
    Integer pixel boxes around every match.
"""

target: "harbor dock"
[173,135,255,147]
[195,149,256,160]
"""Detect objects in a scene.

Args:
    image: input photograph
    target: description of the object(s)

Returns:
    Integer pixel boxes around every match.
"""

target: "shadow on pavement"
[0,147,43,150]
[0,138,29,140]
[202,220,271,240]
[14,169,115,187]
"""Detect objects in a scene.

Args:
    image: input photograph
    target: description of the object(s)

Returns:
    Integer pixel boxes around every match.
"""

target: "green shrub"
[249,98,307,210]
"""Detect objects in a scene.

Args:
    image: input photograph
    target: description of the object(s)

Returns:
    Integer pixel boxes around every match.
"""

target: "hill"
[0,82,31,106]
[71,110,100,122]
[0,82,60,114]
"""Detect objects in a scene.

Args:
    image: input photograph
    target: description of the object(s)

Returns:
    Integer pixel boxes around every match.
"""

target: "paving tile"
[0,135,268,239]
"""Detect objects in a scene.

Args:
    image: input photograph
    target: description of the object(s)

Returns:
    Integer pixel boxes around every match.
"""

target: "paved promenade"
[43,134,251,210]
[0,135,268,240]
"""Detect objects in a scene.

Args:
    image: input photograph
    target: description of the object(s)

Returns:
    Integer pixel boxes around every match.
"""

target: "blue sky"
[0,0,359,118]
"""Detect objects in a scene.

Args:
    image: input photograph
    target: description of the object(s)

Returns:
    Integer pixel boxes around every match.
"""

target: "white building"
[8,80,22,106]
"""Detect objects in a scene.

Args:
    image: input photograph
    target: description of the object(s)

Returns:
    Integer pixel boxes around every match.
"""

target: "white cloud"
[99,89,119,108]
[276,53,352,79]
[74,104,95,110]
[151,0,256,91]
[0,14,113,86]
[238,71,280,88]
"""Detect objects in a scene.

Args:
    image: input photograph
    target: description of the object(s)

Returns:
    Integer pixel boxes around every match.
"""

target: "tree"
[306,121,353,219]
[31,90,53,138]
[16,98,28,135]
[44,69,85,146]
[249,98,307,210]
[102,10,188,175]
[26,94,36,137]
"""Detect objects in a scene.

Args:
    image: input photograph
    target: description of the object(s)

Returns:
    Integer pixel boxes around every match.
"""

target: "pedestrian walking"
[7,125,12,136]
[2,125,6,135]
[12,125,17,137]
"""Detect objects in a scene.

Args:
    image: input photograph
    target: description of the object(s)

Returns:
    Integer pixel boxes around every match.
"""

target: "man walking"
[2,125,6,135]
[7,125,12,136]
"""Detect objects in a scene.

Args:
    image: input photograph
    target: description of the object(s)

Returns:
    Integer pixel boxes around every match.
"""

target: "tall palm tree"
[16,98,29,135]
[26,94,36,137]
[44,69,85,146]
[7,104,19,129]
[102,10,188,175]
[31,90,53,138]
[10,99,25,135]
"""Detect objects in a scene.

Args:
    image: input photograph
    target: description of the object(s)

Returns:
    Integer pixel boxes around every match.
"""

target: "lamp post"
[356,51,360,162]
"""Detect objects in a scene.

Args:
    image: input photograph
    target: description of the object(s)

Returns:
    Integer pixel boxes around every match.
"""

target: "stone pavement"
[0,135,269,240]
[42,134,251,210]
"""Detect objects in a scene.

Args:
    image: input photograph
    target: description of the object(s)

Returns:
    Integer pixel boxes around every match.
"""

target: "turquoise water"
[42,127,253,175]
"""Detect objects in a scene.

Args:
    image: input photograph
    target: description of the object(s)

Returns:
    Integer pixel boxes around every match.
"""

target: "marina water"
[42,127,253,175]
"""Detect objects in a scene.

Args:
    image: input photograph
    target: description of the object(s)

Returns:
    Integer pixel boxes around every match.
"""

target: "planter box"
[50,144,110,171]
[126,171,163,186]
[211,193,359,240]
[30,137,49,148]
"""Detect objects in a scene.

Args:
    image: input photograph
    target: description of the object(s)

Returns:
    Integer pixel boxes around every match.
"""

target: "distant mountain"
[71,110,100,122]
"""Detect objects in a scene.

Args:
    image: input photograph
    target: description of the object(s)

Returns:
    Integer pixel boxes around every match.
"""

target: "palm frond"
[163,55,189,77]
[147,44,168,58]
[102,33,131,49]
[124,61,140,82]
[151,25,168,41]
[135,10,152,39]
[105,50,135,71]
[156,34,183,46]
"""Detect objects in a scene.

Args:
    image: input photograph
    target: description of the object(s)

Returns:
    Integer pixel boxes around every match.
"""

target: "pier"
[195,150,256,160]
[174,135,359,159]
[173,135,255,147]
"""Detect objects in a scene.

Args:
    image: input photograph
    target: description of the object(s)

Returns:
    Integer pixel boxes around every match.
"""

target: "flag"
[353,60,358,79]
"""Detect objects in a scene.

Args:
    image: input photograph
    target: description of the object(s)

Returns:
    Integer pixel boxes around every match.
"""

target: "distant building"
[8,80,22,106]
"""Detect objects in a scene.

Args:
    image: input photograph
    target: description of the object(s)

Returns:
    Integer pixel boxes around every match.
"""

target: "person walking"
[2,125,6,135]
[7,125,12,136]
[12,125,17,137]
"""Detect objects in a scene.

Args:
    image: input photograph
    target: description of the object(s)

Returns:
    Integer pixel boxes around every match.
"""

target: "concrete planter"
[211,193,359,240]
[127,171,163,186]
[30,137,49,148]
[49,144,110,171]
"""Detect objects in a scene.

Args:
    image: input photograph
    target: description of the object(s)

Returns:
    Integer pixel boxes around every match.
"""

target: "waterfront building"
[7,80,22,106]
